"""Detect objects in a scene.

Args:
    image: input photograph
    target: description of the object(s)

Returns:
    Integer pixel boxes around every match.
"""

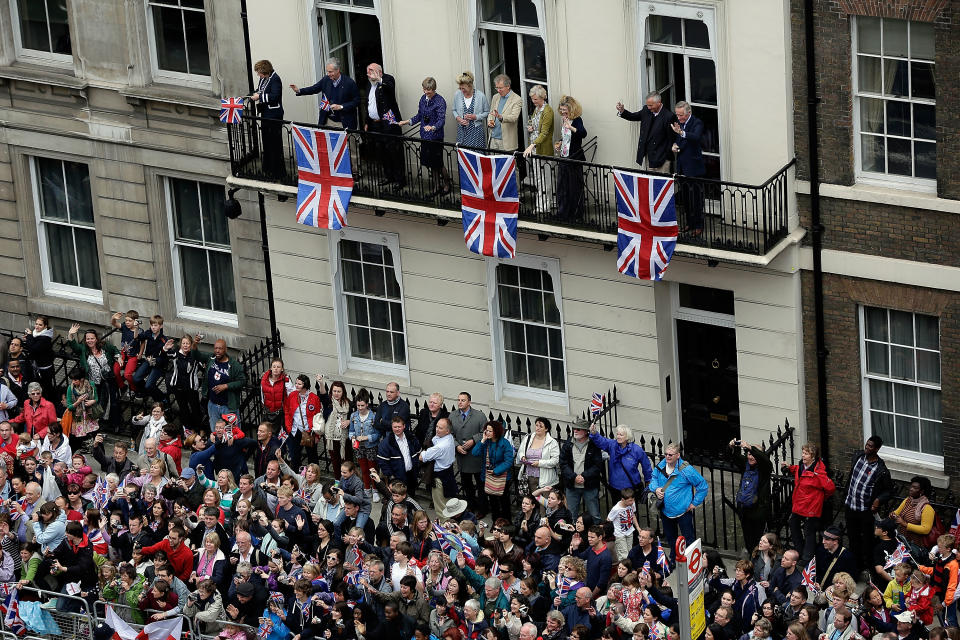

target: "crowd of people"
[0,313,955,640]
[252,56,707,233]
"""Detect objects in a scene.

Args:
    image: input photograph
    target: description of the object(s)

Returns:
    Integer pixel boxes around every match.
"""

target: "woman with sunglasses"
[10,382,56,440]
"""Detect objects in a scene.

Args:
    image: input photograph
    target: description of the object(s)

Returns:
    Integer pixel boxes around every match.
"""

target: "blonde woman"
[554,95,587,222]
[522,85,554,214]
[453,71,490,148]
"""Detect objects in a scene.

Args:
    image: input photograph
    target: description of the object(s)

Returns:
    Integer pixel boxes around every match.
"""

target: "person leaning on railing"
[453,71,490,150]
[399,77,453,197]
[251,59,285,180]
[183,578,225,635]
[102,562,148,624]
[554,95,588,223]
[522,85,555,216]
[487,74,523,152]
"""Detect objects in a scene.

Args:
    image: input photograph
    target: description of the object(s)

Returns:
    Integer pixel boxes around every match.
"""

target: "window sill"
[0,62,86,91]
[796,180,960,215]
[120,84,221,112]
[337,366,413,391]
[176,308,239,329]
[884,456,949,489]
[29,293,106,325]
[492,394,572,423]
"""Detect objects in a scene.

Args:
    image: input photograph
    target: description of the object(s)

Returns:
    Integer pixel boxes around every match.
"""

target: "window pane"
[47,0,70,55]
[910,22,934,60]
[525,325,548,357]
[914,142,936,180]
[890,345,915,380]
[527,355,550,389]
[74,227,102,290]
[871,411,894,444]
[689,57,717,105]
[910,62,935,100]
[858,56,882,94]
[182,9,209,75]
[544,291,560,325]
[392,333,406,365]
[520,287,544,322]
[325,10,348,50]
[885,100,910,137]
[865,341,889,375]
[171,179,202,242]
[883,59,908,97]
[519,266,540,288]
[349,325,371,359]
[389,302,404,332]
[860,98,884,134]
[481,0,512,24]
[869,379,892,411]
[64,162,93,224]
[362,263,386,297]
[649,15,681,45]
[16,0,51,52]
[915,314,939,349]
[346,295,368,326]
[685,19,710,49]
[152,6,188,73]
[497,264,518,286]
[857,17,882,55]
[342,261,363,294]
[919,387,941,420]
[920,420,942,455]
[916,350,940,385]
[913,103,935,140]
[498,285,521,319]
[208,251,236,313]
[370,330,393,362]
[886,136,912,176]
[505,352,526,385]
[180,246,211,309]
[503,321,525,353]
[550,359,565,392]
[37,157,67,221]
[697,107,720,154]
[515,0,538,27]
[895,415,919,452]
[368,299,390,330]
[883,19,908,57]
[547,327,562,358]
[385,266,401,299]
[861,135,885,173]
[522,35,547,83]
[341,239,361,260]
[45,223,78,286]
[894,383,918,416]
[199,182,229,246]
[864,307,888,340]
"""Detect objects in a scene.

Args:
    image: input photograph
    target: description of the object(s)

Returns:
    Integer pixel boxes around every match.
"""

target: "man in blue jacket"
[376,416,421,488]
[648,442,709,560]
[671,101,707,236]
[290,57,361,129]
[372,382,410,435]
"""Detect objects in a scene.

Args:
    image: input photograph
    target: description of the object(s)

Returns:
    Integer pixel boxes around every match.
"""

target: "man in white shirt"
[420,418,458,512]
[376,416,420,489]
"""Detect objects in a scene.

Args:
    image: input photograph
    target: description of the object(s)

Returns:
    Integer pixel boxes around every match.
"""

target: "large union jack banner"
[457,148,519,258]
[613,171,678,280]
[292,125,354,229]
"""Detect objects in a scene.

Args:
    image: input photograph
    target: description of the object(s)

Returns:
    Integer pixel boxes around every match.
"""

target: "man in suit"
[671,100,707,235]
[487,73,523,151]
[251,59,285,179]
[290,57,360,130]
[364,62,406,188]
[616,90,677,173]
[448,391,486,517]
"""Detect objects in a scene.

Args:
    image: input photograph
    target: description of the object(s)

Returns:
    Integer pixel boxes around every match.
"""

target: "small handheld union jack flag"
[0,588,25,637]
[884,542,913,569]
[656,539,671,576]
[383,109,397,124]
[801,557,818,591]
[94,477,111,511]
[220,97,244,124]
[557,575,575,597]
[319,93,331,111]
[590,392,604,418]
[641,560,651,577]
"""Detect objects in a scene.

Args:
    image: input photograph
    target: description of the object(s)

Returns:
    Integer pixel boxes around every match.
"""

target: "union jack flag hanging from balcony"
[219,97,244,124]
[613,170,678,281]
[457,148,519,258]
[292,125,354,229]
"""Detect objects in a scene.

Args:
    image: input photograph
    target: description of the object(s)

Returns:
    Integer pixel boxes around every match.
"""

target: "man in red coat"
[140,525,193,582]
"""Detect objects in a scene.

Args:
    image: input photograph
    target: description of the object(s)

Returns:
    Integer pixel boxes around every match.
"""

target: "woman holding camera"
[730,439,774,553]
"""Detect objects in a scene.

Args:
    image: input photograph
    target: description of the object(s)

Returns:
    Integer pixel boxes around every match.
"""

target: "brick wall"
[791,0,960,198]
[801,271,960,492]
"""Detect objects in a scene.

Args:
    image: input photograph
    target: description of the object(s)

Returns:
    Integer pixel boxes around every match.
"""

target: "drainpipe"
[804,0,829,463]
[240,0,255,95]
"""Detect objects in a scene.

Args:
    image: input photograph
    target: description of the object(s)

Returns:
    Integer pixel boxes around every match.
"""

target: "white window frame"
[29,156,102,303]
[313,0,381,93]
[639,2,722,178]
[486,253,568,408]
[471,0,550,127]
[858,306,942,465]
[145,0,212,88]
[329,227,410,380]
[9,0,73,67]
[851,16,936,192]
[164,177,239,327]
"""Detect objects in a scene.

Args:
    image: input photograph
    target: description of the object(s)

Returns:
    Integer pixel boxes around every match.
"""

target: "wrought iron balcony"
[228,115,795,256]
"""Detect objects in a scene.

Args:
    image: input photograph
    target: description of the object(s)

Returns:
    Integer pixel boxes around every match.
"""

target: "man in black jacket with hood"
[559,420,604,521]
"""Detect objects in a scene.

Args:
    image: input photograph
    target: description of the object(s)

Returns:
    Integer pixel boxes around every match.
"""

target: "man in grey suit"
[449,391,487,517]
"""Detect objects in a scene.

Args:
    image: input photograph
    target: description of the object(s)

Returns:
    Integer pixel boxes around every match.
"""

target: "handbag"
[647,461,689,517]
[60,409,74,436]
[484,446,508,496]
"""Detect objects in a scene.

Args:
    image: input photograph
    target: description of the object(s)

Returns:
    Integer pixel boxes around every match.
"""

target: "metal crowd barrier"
[93,600,195,638]
[198,620,257,640]
[0,585,94,640]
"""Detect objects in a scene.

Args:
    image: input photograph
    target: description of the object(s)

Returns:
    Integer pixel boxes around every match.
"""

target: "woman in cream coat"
[515,417,560,493]
[313,378,352,473]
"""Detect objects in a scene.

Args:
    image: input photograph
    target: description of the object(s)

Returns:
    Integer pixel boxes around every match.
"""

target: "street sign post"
[675,536,707,640]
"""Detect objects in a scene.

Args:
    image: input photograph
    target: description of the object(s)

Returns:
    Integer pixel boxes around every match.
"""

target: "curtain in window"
[45,224,77,286]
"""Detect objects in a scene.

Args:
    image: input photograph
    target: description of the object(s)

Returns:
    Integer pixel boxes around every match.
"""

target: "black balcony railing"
[228,114,795,255]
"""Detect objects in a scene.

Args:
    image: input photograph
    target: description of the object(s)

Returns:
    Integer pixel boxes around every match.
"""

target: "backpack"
[921,510,947,549]
[736,467,760,508]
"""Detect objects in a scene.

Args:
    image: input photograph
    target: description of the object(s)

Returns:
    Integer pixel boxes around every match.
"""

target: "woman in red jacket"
[260,358,293,431]
[11,382,56,439]
[283,374,321,470]
[780,442,835,562]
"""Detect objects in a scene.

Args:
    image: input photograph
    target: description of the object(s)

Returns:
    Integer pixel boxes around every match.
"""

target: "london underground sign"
[675,536,707,639]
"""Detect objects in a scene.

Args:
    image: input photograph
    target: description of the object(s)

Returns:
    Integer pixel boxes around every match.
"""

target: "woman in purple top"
[400,76,452,198]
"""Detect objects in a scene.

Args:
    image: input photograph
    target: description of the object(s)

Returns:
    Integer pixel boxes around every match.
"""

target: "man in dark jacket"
[111,514,156,562]
[767,550,803,606]
[371,382,410,435]
[196,339,246,434]
[376,417,421,488]
[615,91,678,172]
[364,63,406,187]
[843,435,893,577]
[290,57,361,129]
[92,434,135,478]
[671,100,707,234]
[253,422,283,479]
[815,526,856,590]
[52,521,96,612]
[730,439,773,552]
[559,421,604,521]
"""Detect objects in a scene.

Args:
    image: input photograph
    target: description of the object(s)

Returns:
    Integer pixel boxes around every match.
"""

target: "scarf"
[898,495,930,532]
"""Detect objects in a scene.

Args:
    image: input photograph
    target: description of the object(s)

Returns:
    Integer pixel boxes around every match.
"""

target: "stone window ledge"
[796,180,960,216]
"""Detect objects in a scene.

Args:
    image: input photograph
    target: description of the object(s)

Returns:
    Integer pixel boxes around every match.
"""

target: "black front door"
[676,319,740,455]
